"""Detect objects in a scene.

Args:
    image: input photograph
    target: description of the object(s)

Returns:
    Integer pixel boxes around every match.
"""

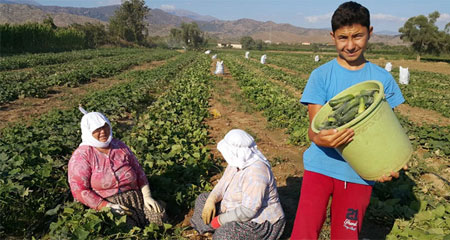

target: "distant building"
[217,43,242,49]
[264,40,272,44]
[230,43,242,49]
[301,42,311,46]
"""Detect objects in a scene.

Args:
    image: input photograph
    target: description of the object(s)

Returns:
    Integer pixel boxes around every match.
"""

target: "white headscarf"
[217,129,270,170]
[78,106,112,148]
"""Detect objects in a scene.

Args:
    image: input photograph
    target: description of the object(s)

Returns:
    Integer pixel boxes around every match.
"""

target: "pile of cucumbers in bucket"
[318,89,379,130]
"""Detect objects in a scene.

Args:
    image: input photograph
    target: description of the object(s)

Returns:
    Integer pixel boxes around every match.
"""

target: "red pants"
[290,170,372,240]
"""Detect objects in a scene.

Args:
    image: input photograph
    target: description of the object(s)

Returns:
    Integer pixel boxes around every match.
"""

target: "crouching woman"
[68,107,167,228]
[190,129,285,240]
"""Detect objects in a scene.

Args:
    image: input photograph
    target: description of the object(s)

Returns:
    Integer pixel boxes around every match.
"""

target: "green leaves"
[0,49,181,237]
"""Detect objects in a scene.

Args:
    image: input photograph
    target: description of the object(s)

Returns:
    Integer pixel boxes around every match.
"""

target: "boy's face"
[330,24,373,66]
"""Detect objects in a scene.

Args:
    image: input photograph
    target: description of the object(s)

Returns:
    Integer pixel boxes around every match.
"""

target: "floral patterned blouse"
[68,139,148,210]
[210,161,285,224]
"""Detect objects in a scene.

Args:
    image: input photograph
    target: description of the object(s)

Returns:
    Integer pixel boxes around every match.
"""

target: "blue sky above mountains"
[29,0,450,33]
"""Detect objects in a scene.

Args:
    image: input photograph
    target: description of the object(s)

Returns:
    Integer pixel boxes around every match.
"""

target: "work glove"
[141,184,162,213]
[107,202,132,216]
[201,194,217,225]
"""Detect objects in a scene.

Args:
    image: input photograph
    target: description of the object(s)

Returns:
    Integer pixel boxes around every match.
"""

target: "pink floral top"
[68,139,149,210]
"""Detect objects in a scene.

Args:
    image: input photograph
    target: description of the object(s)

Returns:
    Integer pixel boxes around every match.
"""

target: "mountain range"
[0,1,404,45]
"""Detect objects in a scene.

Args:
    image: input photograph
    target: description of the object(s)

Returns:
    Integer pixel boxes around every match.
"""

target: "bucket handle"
[385,93,395,99]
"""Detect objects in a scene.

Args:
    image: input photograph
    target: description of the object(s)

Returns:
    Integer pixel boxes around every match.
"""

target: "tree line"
[1,0,449,58]
[0,0,208,54]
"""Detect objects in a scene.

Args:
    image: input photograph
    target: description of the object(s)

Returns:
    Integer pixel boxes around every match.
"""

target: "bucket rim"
[311,80,385,133]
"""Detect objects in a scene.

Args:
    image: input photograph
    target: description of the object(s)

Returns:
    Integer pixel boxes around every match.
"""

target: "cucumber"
[340,97,360,116]
[339,106,359,124]
[358,97,366,114]
[360,89,378,96]
[332,102,344,111]
[319,88,379,130]
[329,94,354,107]
[333,101,348,117]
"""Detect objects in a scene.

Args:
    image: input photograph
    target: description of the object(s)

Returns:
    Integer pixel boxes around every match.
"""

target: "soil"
[394,104,450,127]
[181,60,305,239]
[0,60,168,129]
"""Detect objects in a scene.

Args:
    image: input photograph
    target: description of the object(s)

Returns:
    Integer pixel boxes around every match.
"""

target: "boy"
[290,2,407,239]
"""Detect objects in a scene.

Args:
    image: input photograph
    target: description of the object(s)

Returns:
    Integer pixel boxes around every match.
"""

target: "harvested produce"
[318,89,378,130]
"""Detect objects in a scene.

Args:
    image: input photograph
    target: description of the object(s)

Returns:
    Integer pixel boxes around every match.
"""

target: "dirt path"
[0,60,168,129]
[395,104,450,127]
[182,60,305,239]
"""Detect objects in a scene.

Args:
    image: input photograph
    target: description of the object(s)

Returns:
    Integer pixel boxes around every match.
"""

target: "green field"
[0,48,448,239]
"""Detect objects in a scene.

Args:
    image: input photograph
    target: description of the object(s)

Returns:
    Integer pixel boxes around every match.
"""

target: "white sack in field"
[385,62,392,72]
[314,55,320,62]
[399,66,409,85]
[215,61,224,75]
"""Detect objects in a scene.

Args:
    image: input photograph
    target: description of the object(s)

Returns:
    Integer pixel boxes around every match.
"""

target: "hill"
[0,3,404,45]
[0,4,105,26]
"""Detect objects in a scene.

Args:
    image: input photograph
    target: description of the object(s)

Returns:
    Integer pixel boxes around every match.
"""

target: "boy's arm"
[308,104,407,182]
[307,104,354,147]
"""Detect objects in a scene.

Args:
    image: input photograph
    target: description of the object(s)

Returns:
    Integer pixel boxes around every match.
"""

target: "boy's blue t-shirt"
[300,58,405,185]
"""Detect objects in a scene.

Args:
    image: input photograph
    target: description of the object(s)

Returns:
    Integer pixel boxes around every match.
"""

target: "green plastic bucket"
[311,80,413,180]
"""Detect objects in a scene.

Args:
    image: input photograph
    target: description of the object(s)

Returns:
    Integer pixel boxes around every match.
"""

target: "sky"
[36,0,450,33]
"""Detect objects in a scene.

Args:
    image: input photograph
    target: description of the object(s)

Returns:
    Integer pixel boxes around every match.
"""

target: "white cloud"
[437,13,450,23]
[305,12,333,23]
[372,14,407,22]
[98,0,122,5]
[160,4,176,11]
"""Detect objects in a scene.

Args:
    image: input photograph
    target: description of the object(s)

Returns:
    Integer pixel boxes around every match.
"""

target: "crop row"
[368,115,449,239]
[253,51,334,76]
[242,56,308,90]
[0,49,179,104]
[48,54,215,239]
[0,47,143,71]
[390,70,450,118]
[223,54,310,146]
[226,50,450,239]
[0,52,197,238]
[223,51,449,239]
[256,51,450,118]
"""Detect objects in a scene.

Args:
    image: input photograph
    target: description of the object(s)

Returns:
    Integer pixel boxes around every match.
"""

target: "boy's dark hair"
[331,1,370,32]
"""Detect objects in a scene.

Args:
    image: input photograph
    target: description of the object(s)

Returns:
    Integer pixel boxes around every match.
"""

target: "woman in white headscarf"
[68,106,167,228]
[190,129,285,240]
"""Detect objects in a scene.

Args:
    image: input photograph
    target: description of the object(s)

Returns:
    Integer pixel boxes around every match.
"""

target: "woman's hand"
[143,196,162,213]
[377,165,408,182]
[312,128,354,148]
[107,202,132,216]
[202,196,217,225]
[141,185,162,213]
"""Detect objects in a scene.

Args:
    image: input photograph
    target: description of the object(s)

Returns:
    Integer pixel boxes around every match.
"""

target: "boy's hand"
[313,128,354,148]
[377,165,408,182]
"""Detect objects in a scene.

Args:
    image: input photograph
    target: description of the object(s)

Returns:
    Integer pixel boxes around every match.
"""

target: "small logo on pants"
[343,208,358,231]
